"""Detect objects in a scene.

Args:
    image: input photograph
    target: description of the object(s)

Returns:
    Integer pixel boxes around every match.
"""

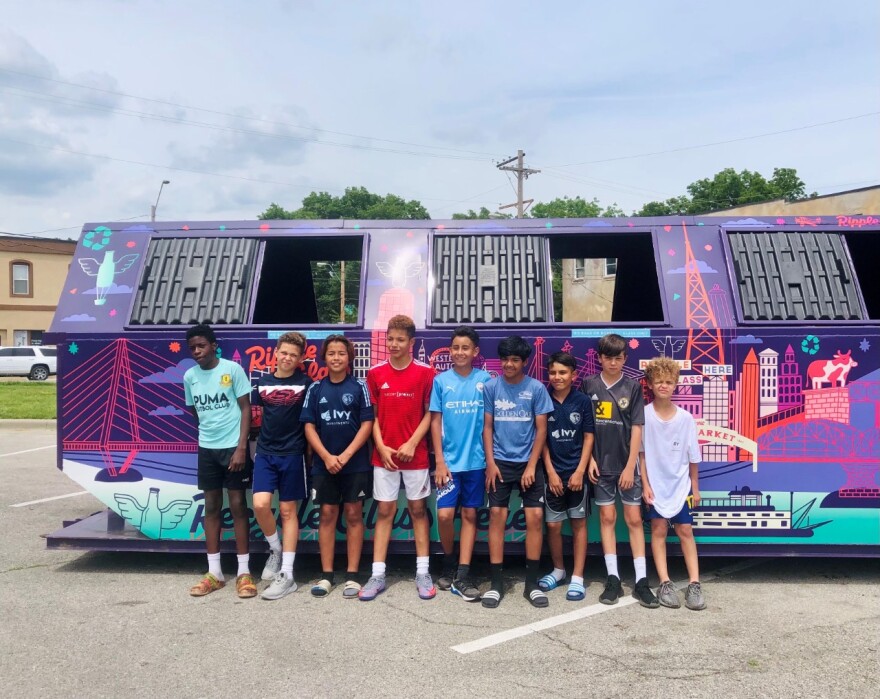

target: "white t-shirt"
[642,403,701,518]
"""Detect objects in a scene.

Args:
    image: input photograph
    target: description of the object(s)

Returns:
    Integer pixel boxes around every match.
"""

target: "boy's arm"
[521,414,548,489]
[689,461,700,507]
[372,418,397,470]
[396,406,431,462]
[543,444,563,496]
[639,449,654,504]
[228,394,251,471]
[569,433,593,492]
[304,422,341,474]
[339,420,374,470]
[430,412,450,486]
[483,412,502,491]
[619,424,642,489]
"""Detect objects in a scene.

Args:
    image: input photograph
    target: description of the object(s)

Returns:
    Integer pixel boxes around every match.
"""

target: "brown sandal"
[189,573,225,597]
[236,573,258,598]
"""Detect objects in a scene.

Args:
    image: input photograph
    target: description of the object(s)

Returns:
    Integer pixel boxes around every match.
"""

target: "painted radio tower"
[683,222,725,369]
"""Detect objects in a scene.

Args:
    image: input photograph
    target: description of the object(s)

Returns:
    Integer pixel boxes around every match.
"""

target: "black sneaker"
[451,576,481,602]
[599,575,622,605]
[633,578,660,608]
[437,566,456,591]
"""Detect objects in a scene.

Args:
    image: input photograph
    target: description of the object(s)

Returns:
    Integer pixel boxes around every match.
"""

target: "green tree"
[530,196,602,219]
[258,186,430,220]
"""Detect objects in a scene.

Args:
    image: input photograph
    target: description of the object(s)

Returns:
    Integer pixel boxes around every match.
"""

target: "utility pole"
[497,150,540,218]
[339,260,346,323]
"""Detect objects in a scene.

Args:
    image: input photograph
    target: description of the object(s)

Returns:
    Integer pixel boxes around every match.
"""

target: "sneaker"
[261,573,297,600]
[437,566,456,591]
[685,582,707,611]
[261,549,282,581]
[657,580,681,609]
[599,575,622,605]
[416,572,437,600]
[633,578,660,608]
[451,576,481,602]
[358,575,386,601]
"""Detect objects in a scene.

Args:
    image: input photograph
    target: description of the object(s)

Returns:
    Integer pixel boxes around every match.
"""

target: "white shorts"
[372,467,431,502]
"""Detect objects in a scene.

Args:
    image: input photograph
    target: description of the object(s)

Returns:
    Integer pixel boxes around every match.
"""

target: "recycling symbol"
[801,335,820,355]
[83,226,113,251]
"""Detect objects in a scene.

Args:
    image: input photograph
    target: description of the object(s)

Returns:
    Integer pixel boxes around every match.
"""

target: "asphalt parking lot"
[1,424,877,699]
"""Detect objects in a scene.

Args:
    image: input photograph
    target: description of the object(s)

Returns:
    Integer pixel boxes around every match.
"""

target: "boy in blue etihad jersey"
[301,335,374,599]
[539,352,595,601]
[482,335,554,609]
[183,324,253,598]
[430,326,491,602]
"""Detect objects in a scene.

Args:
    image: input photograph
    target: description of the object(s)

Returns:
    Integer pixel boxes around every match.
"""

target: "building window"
[11,261,32,297]
[604,257,617,277]
[573,258,585,280]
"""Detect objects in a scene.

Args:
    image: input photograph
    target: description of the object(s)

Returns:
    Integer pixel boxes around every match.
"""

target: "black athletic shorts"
[487,459,545,509]
[197,446,253,491]
[312,469,373,505]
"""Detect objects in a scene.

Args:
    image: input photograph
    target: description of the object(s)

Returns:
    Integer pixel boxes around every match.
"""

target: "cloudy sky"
[2,0,878,238]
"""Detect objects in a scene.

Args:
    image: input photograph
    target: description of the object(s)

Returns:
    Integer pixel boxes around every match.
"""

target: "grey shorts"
[544,481,590,522]
[594,472,642,507]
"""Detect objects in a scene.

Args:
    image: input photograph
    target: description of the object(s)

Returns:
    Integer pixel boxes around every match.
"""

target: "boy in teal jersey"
[183,324,254,598]
[430,326,491,602]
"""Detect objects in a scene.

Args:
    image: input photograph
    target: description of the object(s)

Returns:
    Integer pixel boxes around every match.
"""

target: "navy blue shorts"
[644,499,694,525]
[436,469,486,510]
[197,446,252,492]
[253,453,308,502]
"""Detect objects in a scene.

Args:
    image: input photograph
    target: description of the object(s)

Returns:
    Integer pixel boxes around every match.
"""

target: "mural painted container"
[45,215,880,555]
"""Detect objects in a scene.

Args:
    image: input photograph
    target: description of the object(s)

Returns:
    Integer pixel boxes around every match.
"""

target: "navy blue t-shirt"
[546,389,595,477]
[300,375,374,474]
[255,370,312,455]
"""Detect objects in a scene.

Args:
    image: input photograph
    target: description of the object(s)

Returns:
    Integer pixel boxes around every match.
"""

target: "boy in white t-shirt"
[640,357,706,611]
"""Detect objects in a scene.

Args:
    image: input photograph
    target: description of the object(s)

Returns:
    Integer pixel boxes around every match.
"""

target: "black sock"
[345,571,359,583]
[443,552,457,570]
[525,558,540,591]
[323,571,335,584]
[490,563,503,591]
[456,563,470,580]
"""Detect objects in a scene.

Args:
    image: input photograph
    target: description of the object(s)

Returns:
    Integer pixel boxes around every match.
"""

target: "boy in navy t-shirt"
[538,352,595,601]
[482,335,554,609]
[253,332,312,601]
[301,334,374,599]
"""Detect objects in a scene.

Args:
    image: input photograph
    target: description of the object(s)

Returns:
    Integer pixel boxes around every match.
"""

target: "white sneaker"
[261,573,297,600]
[261,549,282,581]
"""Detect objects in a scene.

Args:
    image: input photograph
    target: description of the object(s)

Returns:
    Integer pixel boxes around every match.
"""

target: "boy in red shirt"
[360,315,435,601]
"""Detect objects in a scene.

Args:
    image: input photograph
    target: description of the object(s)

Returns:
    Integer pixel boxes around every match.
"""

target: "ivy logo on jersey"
[220,374,232,388]
[596,401,613,419]
[570,412,581,425]
[617,397,630,410]
[551,429,560,439]
[342,393,354,406]
[321,410,332,421]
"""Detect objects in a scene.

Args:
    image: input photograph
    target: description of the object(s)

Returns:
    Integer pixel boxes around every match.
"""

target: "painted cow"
[807,350,858,389]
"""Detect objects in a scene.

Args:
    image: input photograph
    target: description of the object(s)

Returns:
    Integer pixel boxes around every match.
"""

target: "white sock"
[604,554,619,578]
[207,552,223,581]
[266,532,281,553]
[634,556,647,582]
[552,567,566,582]
[372,561,386,578]
[237,554,250,577]
[416,556,430,576]
[571,575,584,587]
[282,552,295,577]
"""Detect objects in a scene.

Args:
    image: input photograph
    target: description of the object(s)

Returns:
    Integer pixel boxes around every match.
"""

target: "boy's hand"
[228,446,247,472]
[323,453,340,474]
[588,460,599,484]
[692,488,701,509]
[485,464,502,492]
[642,482,655,505]
[434,462,451,488]
[520,466,536,490]
[377,445,398,471]
[396,440,416,463]
[547,471,564,497]
[618,467,635,490]
[568,470,584,492]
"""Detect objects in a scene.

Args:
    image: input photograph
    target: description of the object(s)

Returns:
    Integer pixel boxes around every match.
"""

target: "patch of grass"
[0,382,57,419]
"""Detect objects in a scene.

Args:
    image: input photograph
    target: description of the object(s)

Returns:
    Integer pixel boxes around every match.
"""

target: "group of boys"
[183,318,706,611]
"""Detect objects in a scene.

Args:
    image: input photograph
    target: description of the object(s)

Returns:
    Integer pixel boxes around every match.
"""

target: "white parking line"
[451,558,765,654]
[11,491,89,508]
[0,444,56,459]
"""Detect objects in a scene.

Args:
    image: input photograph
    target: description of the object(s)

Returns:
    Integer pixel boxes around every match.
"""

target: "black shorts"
[197,446,253,491]
[312,469,373,505]
[487,459,545,509]
[545,481,591,522]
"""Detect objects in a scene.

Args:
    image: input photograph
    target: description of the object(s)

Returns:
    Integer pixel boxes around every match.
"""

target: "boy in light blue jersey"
[430,326,491,603]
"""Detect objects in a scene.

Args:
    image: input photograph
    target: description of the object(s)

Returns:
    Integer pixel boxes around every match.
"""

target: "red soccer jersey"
[367,359,434,470]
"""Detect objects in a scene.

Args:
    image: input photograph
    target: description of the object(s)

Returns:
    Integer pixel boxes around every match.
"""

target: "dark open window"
[431,235,549,323]
[727,231,864,321]
[251,236,363,325]
[841,230,880,320]
[550,232,663,323]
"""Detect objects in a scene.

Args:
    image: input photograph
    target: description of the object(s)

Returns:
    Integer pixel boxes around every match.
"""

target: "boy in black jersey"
[253,332,312,600]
